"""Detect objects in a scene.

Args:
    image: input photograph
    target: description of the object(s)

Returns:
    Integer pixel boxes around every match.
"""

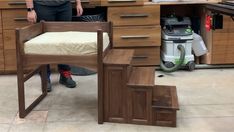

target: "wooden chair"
[16,21,112,124]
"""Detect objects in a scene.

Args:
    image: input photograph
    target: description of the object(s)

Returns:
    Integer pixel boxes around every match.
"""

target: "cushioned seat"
[24,31,110,55]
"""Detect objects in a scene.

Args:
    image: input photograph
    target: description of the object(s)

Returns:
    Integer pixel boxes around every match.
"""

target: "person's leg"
[34,3,56,91]
[56,2,76,88]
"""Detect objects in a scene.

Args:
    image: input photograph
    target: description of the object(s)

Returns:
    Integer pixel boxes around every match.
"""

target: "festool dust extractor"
[160,16,195,72]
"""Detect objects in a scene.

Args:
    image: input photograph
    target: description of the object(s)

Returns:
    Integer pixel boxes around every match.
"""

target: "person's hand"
[27,10,37,24]
[76,4,83,16]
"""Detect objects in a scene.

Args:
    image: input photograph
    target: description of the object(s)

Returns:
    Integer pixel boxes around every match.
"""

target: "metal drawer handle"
[120,14,149,18]
[121,35,150,39]
[8,2,26,5]
[14,18,28,21]
[132,56,148,59]
[108,0,136,3]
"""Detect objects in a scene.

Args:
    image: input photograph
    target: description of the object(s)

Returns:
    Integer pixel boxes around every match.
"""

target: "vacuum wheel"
[164,61,174,68]
[187,61,195,71]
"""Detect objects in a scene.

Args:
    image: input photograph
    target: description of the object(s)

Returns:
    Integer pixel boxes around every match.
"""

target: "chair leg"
[17,65,26,118]
[17,65,48,118]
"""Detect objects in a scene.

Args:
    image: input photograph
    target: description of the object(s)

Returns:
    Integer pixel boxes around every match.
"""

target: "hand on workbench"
[27,10,37,24]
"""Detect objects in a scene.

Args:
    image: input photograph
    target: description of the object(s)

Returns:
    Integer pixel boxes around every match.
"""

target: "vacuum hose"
[160,45,186,72]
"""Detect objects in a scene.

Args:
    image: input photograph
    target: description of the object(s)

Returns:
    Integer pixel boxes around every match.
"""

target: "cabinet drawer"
[113,26,161,47]
[0,34,4,71]
[0,0,26,9]
[3,30,16,50]
[2,9,29,30]
[108,5,160,26]
[4,49,17,72]
[130,47,160,66]
[101,0,143,6]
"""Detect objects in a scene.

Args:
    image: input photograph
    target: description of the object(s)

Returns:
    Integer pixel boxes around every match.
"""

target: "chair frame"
[16,21,113,124]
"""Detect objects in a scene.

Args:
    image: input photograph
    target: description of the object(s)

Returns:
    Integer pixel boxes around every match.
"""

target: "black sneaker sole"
[59,80,76,88]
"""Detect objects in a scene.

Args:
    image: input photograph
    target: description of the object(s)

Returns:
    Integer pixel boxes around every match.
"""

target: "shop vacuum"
[160,16,195,72]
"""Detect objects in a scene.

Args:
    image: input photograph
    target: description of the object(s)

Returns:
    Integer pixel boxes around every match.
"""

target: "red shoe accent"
[60,70,71,78]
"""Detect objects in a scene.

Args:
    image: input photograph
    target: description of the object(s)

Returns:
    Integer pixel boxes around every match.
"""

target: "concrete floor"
[0,69,234,132]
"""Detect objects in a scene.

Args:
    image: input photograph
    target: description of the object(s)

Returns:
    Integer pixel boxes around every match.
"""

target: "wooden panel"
[113,26,161,47]
[0,34,4,71]
[108,5,160,26]
[104,66,128,123]
[101,0,143,6]
[0,11,2,34]
[2,9,29,30]
[130,47,160,66]
[211,16,234,64]
[4,49,17,71]
[3,30,16,50]
[128,88,152,125]
[0,0,26,9]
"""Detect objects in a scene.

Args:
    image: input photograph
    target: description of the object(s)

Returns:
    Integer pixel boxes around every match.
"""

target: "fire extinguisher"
[205,15,212,31]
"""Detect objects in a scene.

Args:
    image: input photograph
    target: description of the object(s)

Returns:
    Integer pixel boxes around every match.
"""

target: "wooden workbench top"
[144,0,220,5]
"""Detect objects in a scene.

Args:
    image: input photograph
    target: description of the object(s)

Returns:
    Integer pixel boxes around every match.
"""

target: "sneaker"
[47,81,52,92]
[59,70,76,88]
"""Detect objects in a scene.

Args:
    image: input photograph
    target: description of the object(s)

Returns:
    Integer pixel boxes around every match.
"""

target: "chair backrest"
[43,22,112,34]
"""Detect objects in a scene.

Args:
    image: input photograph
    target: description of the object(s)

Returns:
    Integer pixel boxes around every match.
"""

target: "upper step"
[103,49,134,65]
[127,67,155,87]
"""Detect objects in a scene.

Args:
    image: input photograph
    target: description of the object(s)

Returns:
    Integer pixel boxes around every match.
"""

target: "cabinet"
[201,15,234,64]
[108,4,161,66]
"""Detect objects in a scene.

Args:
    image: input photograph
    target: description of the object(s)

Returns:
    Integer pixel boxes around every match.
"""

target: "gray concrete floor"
[0,69,234,132]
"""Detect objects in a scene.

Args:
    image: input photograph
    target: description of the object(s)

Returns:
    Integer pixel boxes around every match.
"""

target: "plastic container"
[192,33,208,57]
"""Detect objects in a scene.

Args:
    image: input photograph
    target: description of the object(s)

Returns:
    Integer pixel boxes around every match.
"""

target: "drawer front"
[113,26,161,47]
[101,0,143,6]
[0,34,4,70]
[4,49,17,72]
[0,0,26,9]
[130,47,160,66]
[2,9,29,30]
[3,30,16,50]
[108,5,160,26]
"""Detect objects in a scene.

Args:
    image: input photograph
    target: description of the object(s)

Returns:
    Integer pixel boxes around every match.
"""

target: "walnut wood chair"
[16,21,112,124]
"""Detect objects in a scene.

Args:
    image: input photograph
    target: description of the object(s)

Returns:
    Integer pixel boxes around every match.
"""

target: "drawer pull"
[133,56,148,59]
[8,2,26,5]
[14,18,28,21]
[120,14,149,18]
[121,35,150,39]
[108,0,136,3]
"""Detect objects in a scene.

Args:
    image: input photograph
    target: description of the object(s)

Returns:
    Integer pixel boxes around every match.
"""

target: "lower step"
[152,85,179,127]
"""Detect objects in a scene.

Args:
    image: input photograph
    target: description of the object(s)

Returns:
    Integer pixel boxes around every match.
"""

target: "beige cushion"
[24,31,110,55]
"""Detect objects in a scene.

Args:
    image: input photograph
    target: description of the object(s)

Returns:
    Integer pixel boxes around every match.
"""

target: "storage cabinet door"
[128,88,152,125]
[108,5,160,26]
[113,26,161,47]
[104,66,128,123]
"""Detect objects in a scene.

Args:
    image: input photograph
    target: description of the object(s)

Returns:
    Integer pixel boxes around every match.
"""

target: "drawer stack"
[108,4,161,66]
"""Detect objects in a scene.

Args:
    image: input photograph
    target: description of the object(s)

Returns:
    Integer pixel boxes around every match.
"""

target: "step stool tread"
[103,49,134,65]
[127,67,155,87]
[152,85,179,110]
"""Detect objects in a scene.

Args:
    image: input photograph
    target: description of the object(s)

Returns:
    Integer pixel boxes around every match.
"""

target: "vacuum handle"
[173,40,187,43]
